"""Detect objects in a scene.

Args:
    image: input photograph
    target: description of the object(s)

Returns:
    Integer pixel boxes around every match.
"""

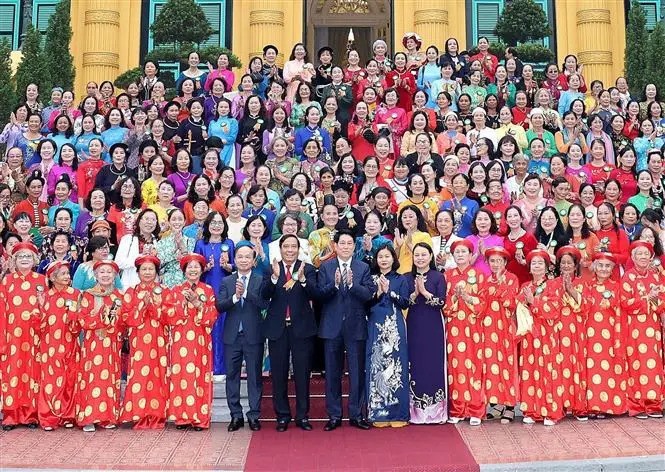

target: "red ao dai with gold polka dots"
[517,280,565,422]
[0,271,47,426]
[619,269,664,416]
[479,271,519,406]
[118,282,170,429]
[167,281,217,429]
[38,286,82,429]
[72,289,124,427]
[444,267,487,419]
[581,279,627,415]
[551,277,587,416]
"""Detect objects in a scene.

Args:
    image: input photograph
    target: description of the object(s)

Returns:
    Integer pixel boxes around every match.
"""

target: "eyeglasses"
[15,254,34,260]
[209,221,225,226]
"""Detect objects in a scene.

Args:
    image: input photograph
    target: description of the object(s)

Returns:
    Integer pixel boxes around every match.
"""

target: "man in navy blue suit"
[217,241,268,432]
[317,229,376,431]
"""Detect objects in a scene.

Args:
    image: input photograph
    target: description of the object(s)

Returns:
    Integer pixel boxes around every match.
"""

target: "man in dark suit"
[261,234,318,432]
[317,229,376,431]
[217,241,268,432]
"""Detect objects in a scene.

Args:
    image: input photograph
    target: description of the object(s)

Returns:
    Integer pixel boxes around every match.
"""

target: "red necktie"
[285,265,292,321]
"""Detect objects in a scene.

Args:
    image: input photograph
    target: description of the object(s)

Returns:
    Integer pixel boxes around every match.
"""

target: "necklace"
[508,229,525,241]
[110,165,126,176]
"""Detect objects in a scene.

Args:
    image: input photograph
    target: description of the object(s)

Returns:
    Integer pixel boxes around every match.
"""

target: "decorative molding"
[578,51,612,65]
[576,9,611,25]
[82,52,120,67]
[249,10,285,26]
[414,8,448,25]
[84,9,120,26]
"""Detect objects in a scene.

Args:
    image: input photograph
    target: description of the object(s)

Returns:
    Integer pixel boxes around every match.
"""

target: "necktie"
[239,275,247,332]
[341,262,348,288]
[285,265,292,321]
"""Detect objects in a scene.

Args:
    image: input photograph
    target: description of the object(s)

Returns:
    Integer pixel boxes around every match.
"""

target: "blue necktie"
[239,275,247,332]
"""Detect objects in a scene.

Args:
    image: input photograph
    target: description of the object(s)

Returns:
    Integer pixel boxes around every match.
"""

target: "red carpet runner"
[244,424,480,472]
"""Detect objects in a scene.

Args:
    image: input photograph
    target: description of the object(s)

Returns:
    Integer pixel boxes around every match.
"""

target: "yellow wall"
[555,0,625,86]
[70,0,142,96]
[69,0,627,94]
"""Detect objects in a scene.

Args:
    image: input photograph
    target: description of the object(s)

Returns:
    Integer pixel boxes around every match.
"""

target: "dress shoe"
[276,420,289,432]
[227,418,244,432]
[26,423,39,430]
[295,419,313,431]
[248,419,261,431]
[2,425,15,431]
[349,418,370,430]
[175,424,189,430]
[323,419,342,431]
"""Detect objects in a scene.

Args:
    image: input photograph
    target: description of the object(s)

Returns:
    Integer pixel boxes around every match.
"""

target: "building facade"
[1,0,663,94]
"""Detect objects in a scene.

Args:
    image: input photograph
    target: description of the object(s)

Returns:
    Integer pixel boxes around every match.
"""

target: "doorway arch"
[305,0,392,65]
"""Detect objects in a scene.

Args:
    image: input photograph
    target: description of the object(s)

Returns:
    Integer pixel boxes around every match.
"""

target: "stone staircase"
[212,373,349,422]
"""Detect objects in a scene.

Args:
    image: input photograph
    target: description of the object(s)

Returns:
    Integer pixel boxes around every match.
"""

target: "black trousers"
[268,327,314,422]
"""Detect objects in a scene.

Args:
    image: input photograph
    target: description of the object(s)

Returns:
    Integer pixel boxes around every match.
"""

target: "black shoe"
[276,420,289,432]
[193,426,204,431]
[175,424,189,430]
[349,418,370,430]
[227,418,244,432]
[323,419,342,431]
[26,423,39,430]
[2,425,15,431]
[248,419,261,431]
[295,419,313,431]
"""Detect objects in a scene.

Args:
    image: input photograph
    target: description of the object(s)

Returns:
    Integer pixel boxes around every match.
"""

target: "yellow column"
[413,0,448,48]
[559,0,625,86]
[280,0,303,65]
[83,1,121,88]
[71,0,141,95]
[249,0,286,61]
[233,0,299,69]
[576,2,613,85]
[394,0,466,52]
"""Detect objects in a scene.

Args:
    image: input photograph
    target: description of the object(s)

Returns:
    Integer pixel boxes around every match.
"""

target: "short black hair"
[333,229,354,244]
[279,233,300,248]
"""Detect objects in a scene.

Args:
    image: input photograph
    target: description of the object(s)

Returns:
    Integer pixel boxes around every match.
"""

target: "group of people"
[0,32,664,433]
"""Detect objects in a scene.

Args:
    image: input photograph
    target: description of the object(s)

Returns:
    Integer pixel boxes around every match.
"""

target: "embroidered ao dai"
[405,269,447,424]
[366,272,410,425]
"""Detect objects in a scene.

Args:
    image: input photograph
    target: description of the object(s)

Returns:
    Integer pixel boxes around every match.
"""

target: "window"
[0,0,20,49]
[638,1,664,31]
[147,0,228,50]
[472,0,504,44]
[467,0,554,48]
[33,0,58,35]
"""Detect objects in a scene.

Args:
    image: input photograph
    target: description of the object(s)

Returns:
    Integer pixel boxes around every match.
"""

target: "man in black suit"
[217,241,268,432]
[261,234,318,432]
[317,230,376,431]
